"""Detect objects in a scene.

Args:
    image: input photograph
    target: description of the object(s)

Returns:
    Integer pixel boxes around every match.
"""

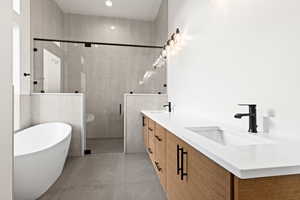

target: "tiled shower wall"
[62,14,167,138]
[30,0,168,139]
[31,93,85,156]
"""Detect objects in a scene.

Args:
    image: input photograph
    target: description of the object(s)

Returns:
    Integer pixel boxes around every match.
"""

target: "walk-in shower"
[32,38,167,153]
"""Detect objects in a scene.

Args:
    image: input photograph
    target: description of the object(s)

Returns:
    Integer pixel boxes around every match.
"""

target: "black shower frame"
[33,38,163,49]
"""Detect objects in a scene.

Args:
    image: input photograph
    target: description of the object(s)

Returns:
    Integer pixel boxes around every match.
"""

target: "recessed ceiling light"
[105,0,113,7]
[110,26,116,30]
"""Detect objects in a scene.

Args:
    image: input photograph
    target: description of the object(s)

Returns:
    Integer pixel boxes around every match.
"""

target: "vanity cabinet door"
[148,119,156,161]
[186,146,232,200]
[154,124,167,191]
[234,175,300,200]
[166,132,190,200]
[143,116,149,148]
[167,131,232,200]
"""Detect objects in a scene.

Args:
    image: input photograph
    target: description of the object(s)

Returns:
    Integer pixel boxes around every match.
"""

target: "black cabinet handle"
[148,127,153,131]
[24,73,31,77]
[155,161,162,172]
[142,116,145,127]
[148,148,153,154]
[177,145,181,175]
[155,135,162,141]
[180,148,188,180]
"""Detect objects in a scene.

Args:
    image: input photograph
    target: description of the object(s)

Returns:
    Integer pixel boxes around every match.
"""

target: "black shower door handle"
[119,104,122,115]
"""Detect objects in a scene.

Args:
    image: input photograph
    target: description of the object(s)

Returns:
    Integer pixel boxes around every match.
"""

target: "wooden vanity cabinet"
[166,131,190,200]
[143,116,232,200]
[143,116,167,191]
[187,145,232,200]
[142,115,300,200]
[166,130,232,200]
[143,116,155,160]
[147,119,156,161]
[142,116,148,149]
[154,124,167,191]
[234,175,300,200]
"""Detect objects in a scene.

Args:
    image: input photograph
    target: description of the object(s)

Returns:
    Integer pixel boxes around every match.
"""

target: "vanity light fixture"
[105,0,113,7]
[169,39,175,48]
[159,28,182,59]
[165,40,171,53]
[174,28,181,43]
[161,46,167,58]
[146,28,182,81]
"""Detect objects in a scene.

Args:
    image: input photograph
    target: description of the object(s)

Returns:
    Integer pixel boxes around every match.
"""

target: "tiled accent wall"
[30,0,168,139]
[31,93,85,156]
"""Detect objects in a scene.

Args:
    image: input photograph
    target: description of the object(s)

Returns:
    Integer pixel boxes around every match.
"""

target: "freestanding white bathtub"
[14,122,72,200]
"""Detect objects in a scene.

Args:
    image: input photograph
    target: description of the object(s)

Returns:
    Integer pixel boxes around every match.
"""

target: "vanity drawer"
[155,124,167,191]
[148,124,155,161]
[148,119,155,131]
[143,116,149,148]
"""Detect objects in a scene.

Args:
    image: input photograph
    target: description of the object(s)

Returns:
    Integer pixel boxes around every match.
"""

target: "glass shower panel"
[33,40,166,139]
[80,44,166,139]
[33,40,68,93]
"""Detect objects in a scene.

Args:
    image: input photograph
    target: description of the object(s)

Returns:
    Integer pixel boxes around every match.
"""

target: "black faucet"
[234,104,257,133]
[163,102,172,113]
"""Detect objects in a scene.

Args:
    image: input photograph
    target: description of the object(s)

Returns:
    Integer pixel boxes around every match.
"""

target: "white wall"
[0,0,13,198]
[31,93,85,156]
[13,0,31,95]
[168,0,300,135]
[14,0,31,130]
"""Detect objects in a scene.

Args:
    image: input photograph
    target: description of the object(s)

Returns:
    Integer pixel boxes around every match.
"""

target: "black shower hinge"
[33,48,38,52]
[84,149,92,155]
[85,43,92,47]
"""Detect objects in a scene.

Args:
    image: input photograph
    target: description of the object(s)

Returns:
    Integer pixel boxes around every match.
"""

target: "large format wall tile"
[31,0,168,139]
[31,93,85,156]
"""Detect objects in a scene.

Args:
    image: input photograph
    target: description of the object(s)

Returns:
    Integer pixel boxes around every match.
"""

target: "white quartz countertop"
[141,110,300,179]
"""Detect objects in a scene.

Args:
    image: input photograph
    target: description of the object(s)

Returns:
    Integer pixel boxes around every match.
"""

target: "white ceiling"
[53,0,163,21]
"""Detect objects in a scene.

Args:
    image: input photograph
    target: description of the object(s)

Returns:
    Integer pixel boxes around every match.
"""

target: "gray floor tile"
[67,155,124,187]
[123,154,158,183]
[38,149,166,200]
[57,185,120,200]
[119,182,167,200]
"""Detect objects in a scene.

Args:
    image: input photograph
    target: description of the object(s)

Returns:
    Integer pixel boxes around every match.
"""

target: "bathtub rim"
[14,122,72,158]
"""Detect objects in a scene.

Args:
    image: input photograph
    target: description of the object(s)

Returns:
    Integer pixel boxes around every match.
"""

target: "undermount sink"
[185,127,275,146]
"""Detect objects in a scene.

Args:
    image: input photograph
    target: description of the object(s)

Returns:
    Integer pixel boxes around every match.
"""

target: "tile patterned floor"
[38,140,166,200]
